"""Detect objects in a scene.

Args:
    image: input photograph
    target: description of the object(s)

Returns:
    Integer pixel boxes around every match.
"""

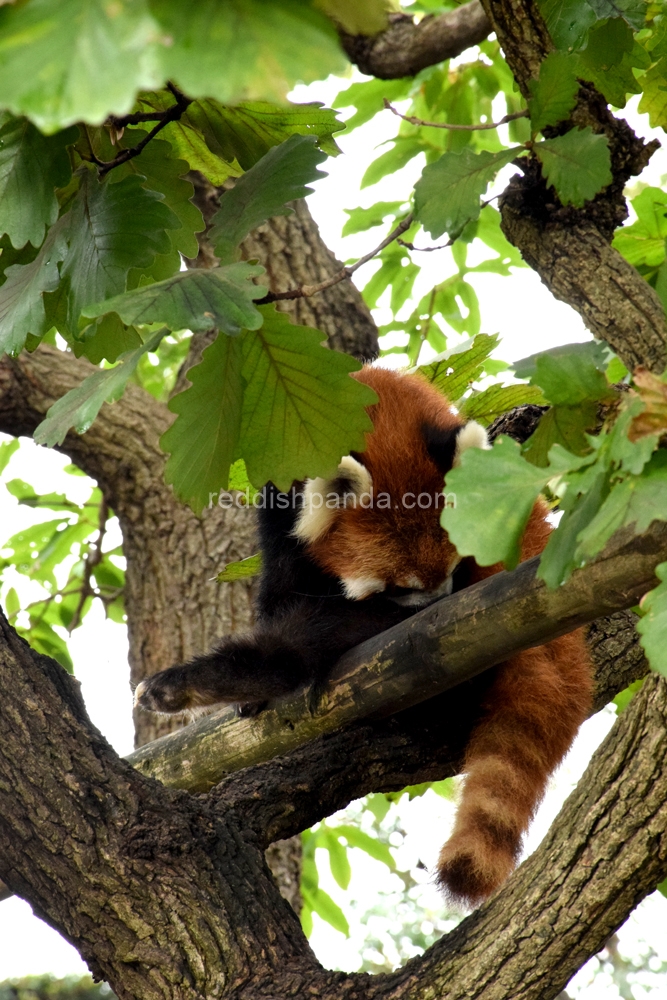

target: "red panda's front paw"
[134,670,193,714]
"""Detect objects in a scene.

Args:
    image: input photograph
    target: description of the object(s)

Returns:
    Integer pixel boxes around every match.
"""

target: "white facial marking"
[292,456,373,544]
[454,421,491,467]
[342,576,386,600]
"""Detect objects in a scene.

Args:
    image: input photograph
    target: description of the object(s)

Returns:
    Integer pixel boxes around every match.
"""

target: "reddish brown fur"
[305,367,593,906]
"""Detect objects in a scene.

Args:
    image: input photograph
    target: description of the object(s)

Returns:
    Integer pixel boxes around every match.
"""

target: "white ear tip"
[454,421,491,466]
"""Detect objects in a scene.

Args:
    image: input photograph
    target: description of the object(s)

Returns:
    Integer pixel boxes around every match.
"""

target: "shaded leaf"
[55,170,180,337]
[237,306,376,492]
[538,0,597,50]
[534,127,612,207]
[34,329,166,447]
[342,202,404,237]
[314,0,389,34]
[0,117,77,248]
[528,52,579,133]
[0,221,66,356]
[83,263,266,336]
[209,135,327,263]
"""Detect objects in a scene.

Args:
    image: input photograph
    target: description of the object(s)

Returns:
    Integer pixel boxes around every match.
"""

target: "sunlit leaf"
[534,127,612,207]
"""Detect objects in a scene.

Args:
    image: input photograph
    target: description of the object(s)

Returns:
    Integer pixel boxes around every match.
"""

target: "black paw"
[134,669,194,714]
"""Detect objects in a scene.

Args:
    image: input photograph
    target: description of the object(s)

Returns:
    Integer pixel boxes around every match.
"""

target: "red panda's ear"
[422,424,460,474]
[292,456,373,544]
[423,421,491,474]
[453,421,491,466]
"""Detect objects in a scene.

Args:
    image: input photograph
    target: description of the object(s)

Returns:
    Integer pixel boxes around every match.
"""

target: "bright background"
[1,62,666,996]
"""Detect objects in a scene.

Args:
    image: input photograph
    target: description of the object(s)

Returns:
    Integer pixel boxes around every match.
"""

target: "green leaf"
[612,186,667,269]
[637,562,667,676]
[418,333,500,401]
[0,0,158,131]
[152,0,346,107]
[585,0,646,29]
[528,52,579,133]
[83,263,266,336]
[5,479,77,511]
[301,886,349,936]
[364,793,392,823]
[576,449,667,560]
[538,0,597,50]
[209,135,327,264]
[161,333,245,514]
[638,56,667,130]
[534,127,612,207]
[658,876,667,900]
[19,621,73,673]
[313,0,389,34]
[342,202,404,237]
[0,118,77,248]
[361,137,424,190]
[73,313,143,366]
[161,307,376,511]
[322,829,352,890]
[613,677,644,714]
[523,402,599,466]
[574,17,642,108]
[441,435,549,569]
[4,586,20,618]
[513,341,612,405]
[460,383,547,425]
[55,170,181,337]
[33,328,166,447]
[333,76,412,134]
[538,468,611,587]
[415,146,524,239]
[0,437,19,474]
[332,825,396,870]
[0,221,67,356]
[237,306,376,492]
[185,99,345,167]
[111,133,205,261]
[217,553,262,583]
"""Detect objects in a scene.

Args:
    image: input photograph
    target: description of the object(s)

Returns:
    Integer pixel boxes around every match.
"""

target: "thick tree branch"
[478,0,667,372]
[340,2,491,78]
[128,520,667,797]
[0,597,664,1000]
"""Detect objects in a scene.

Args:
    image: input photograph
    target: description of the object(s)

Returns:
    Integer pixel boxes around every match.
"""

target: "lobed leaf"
[637,562,667,676]
[83,263,266,336]
[415,146,524,239]
[534,127,612,207]
[418,333,500,402]
[460,383,547,425]
[441,435,549,569]
[528,52,579,133]
[0,117,77,248]
[33,329,166,447]
[209,135,327,264]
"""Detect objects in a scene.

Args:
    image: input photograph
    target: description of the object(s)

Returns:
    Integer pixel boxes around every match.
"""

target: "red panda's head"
[293,367,490,606]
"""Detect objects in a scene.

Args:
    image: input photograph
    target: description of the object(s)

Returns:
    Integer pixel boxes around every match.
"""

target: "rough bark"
[479,0,667,373]
[339,1,491,79]
[1,599,666,1000]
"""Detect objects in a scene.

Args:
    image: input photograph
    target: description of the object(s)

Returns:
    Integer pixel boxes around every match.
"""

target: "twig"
[95,85,192,177]
[398,237,452,251]
[384,98,528,131]
[256,213,414,305]
[67,498,109,633]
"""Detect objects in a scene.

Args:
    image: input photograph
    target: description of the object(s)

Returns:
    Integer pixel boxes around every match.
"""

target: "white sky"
[0,65,666,995]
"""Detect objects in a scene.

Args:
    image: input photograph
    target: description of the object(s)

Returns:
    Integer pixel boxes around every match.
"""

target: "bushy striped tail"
[437,629,592,906]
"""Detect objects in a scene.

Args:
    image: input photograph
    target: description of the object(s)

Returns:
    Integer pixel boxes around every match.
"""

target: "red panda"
[135,365,593,906]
